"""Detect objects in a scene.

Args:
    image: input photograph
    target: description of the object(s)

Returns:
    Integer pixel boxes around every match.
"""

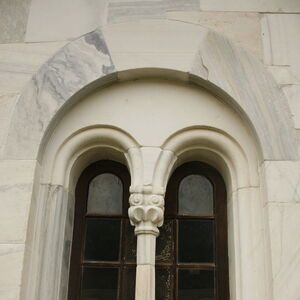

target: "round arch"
[2,20,298,162]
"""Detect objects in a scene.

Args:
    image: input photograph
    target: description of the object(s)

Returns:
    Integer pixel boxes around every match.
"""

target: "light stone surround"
[2,19,298,300]
[20,117,271,300]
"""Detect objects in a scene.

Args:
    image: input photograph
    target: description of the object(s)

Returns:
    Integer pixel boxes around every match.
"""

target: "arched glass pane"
[87,173,123,214]
[178,175,213,216]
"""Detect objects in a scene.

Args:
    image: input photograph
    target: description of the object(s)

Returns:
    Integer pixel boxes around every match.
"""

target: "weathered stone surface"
[200,0,300,12]
[0,160,36,243]
[25,0,108,42]
[267,66,300,86]
[0,93,18,157]
[3,30,115,160]
[166,11,263,60]
[262,14,300,81]
[262,161,300,204]
[283,85,300,129]
[103,19,206,73]
[191,30,298,160]
[0,42,67,94]
[0,244,24,300]
[267,202,300,300]
[108,0,199,23]
[0,0,31,43]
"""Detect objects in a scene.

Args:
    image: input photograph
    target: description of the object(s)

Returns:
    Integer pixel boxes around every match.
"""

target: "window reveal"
[155,162,229,300]
[68,161,136,300]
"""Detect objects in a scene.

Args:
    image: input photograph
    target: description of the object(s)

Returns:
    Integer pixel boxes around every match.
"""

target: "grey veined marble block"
[3,30,116,160]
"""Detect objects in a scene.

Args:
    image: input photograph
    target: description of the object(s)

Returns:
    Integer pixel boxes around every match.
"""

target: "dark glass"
[87,173,123,214]
[178,220,214,263]
[122,267,136,300]
[178,175,213,216]
[156,268,173,300]
[84,218,121,261]
[124,219,137,262]
[81,267,119,300]
[178,269,214,300]
[156,219,174,263]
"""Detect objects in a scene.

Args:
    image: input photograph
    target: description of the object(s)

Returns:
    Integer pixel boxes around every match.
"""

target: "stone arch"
[2,20,298,162]
[153,127,269,299]
[22,125,143,300]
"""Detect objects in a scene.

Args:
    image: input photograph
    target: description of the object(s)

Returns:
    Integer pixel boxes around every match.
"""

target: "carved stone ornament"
[128,192,164,236]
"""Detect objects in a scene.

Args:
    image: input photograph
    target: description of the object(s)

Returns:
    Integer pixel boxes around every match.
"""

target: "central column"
[128,190,164,300]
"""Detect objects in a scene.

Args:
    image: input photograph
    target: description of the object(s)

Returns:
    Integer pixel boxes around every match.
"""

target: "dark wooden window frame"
[162,161,230,300]
[68,160,132,300]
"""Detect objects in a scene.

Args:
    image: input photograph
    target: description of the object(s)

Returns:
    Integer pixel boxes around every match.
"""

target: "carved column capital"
[128,191,164,236]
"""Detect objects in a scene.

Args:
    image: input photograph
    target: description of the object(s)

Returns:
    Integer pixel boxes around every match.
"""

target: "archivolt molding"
[48,126,142,187]
[2,20,298,162]
[153,127,258,192]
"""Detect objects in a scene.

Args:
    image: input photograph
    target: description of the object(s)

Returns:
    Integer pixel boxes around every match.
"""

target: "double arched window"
[68,161,229,299]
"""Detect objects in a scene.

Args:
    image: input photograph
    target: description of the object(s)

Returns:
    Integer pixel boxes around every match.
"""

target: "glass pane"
[156,219,174,263]
[122,267,136,300]
[178,220,214,263]
[84,218,121,261]
[156,267,173,300]
[81,267,119,300]
[124,219,137,262]
[87,173,123,214]
[179,175,213,216]
[178,269,215,300]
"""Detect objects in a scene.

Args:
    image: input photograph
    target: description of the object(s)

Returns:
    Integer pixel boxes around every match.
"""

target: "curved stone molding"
[128,192,164,236]
[152,127,269,300]
[47,125,142,187]
[2,21,298,161]
[153,127,258,190]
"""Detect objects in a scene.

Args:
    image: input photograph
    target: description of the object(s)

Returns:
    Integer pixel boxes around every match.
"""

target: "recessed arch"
[15,19,283,300]
[153,127,269,300]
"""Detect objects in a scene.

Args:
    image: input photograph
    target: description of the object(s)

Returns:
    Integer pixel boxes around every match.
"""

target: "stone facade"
[0,1,300,300]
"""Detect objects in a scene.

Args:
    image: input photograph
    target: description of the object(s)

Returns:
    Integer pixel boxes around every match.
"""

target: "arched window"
[68,161,136,300]
[155,162,229,299]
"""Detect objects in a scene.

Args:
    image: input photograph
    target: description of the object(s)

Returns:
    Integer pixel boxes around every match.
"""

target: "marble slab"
[267,202,300,300]
[190,29,298,160]
[261,14,300,81]
[108,0,199,23]
[0,42,67,94]
[166,11,263,60]
[103,19,206,73]
[0,160,36,243]
[200,0,300,13]
[3,30,115,160]
[25,0,108,42]
[283,85,300,130]
[263,161,300,204]
[0,0,31,43]
[0,93,18,157]
[267,66,300,86]
[0,244,24,300]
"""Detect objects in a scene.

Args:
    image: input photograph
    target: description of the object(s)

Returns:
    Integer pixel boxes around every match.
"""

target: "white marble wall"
[0,160,36,299]
[0,1,300,300]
